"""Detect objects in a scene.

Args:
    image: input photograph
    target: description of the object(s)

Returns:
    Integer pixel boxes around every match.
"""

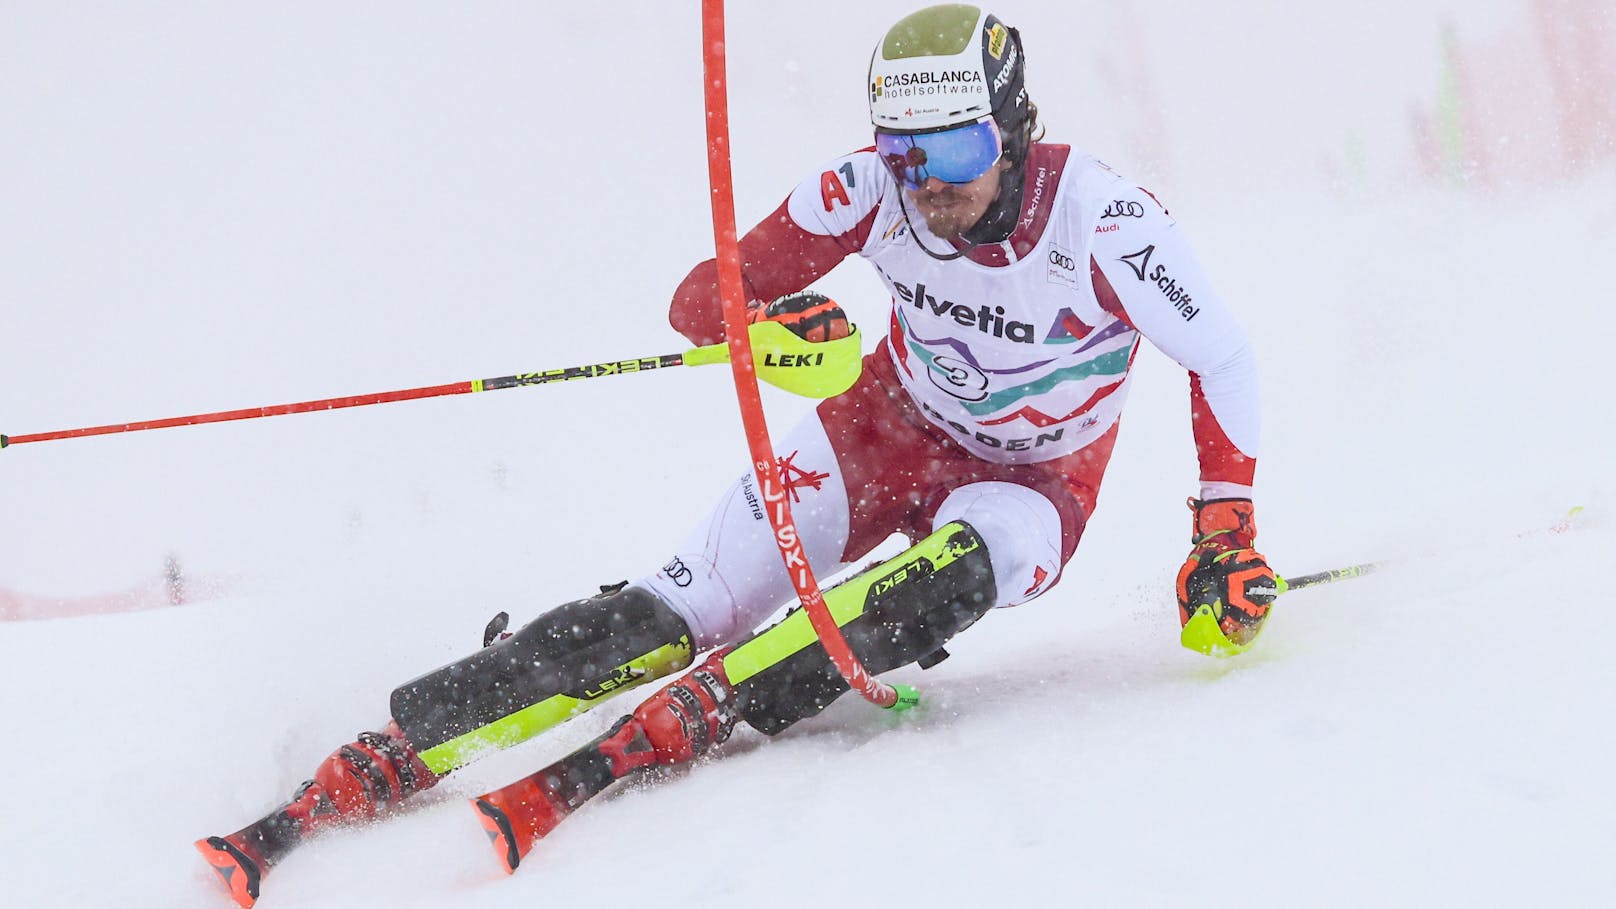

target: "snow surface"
[2,2,1613,906]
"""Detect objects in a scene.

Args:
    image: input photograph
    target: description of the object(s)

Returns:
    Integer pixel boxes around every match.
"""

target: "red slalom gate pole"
[699,0,902,709]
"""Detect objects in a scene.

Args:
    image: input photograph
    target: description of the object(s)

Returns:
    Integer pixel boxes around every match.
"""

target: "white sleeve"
[1090,186,1260,481]
[784,150,888,239]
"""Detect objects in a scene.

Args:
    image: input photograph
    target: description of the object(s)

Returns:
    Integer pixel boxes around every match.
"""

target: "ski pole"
[1276,561,1383,594]
[0,321,862,451]
[1274,506,1586,596]
[1188,511,1584,658]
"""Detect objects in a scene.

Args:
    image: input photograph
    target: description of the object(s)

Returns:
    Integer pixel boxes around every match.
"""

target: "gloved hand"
[1176,497,1279,655]
[747,291,851,343]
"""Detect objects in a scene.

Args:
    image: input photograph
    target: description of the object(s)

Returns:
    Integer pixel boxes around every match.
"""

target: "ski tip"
[195,836,262,908]
[471,798,522,875]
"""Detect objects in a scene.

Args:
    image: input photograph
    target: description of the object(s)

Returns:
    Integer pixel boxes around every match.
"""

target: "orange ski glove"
[1176,498,1279,654]
[747,291,850,343]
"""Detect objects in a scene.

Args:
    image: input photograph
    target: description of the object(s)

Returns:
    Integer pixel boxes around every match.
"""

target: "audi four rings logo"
[662,557,694,587]
[1048,249,1075,270]
[1102,200,1145,219]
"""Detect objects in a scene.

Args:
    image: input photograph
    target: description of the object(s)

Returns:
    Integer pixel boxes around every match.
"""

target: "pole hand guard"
[683,319,862,399]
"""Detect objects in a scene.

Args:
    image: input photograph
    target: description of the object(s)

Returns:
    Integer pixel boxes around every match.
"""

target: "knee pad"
[935,482,1063,604]
[640,415,852,649]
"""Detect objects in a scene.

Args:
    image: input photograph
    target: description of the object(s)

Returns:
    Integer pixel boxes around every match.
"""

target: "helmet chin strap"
[895,187,971,262]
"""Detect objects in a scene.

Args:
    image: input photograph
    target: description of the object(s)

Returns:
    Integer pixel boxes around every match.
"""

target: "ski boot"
[472,649,735,872]
[195,722,439,907]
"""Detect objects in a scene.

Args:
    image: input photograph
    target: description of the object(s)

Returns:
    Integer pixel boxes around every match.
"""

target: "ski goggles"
[875,117,1003,191]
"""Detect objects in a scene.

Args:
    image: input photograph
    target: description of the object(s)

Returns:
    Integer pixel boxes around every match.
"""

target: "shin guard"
[723,521,997,735]
[389,585,694,775]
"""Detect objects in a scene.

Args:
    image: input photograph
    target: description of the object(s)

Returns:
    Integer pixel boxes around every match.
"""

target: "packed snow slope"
[2,2,1612,907]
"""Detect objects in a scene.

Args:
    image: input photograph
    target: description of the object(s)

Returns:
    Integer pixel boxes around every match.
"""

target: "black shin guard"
[390,585,693,775]
[723,522,997,735]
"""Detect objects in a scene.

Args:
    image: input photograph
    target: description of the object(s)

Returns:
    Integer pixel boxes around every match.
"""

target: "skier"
[197,5,1277,904]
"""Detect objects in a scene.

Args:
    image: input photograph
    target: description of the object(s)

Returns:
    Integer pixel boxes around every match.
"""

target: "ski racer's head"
[868,4,1039,245]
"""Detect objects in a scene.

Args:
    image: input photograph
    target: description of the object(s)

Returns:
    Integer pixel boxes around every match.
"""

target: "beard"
[908,180,995,241]
[918,205,973,239]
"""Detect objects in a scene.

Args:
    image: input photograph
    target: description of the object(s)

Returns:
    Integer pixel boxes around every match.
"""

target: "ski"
[195,523,993,900]
[193,788,320,908]
[472,714,664,873]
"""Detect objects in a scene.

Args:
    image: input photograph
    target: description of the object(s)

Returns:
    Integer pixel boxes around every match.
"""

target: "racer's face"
[906,160,1007,241]
[876,117,1007,242]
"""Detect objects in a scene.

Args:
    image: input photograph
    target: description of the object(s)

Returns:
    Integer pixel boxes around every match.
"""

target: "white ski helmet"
[867,4,1029,138]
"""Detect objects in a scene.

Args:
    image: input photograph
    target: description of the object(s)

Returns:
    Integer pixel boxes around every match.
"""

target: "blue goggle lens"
[875,119,1003,190]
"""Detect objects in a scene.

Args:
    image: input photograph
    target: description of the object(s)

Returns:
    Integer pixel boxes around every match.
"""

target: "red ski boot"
[473,650,735,872]
[196,722,439,907]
